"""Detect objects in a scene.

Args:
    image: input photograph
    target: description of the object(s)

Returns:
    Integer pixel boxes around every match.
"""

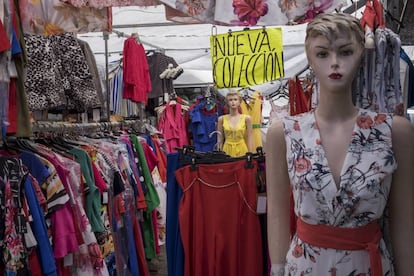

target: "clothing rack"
[111,29,164,52]
[175,145,265,170]
[31,120,144,135]
[103,30,165,121]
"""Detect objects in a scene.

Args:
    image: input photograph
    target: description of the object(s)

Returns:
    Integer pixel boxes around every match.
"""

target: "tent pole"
[103,31,110,122]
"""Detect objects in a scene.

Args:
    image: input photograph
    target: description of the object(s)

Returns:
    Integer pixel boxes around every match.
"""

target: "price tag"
[256,193,267,214]
[14,214,28,233]
[102,191,108,204]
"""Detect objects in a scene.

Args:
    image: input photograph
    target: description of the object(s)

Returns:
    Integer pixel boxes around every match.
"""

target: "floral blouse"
[282,109,397,276]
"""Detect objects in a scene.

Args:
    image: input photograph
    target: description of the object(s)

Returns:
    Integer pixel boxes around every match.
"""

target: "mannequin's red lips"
[329,73,342,79]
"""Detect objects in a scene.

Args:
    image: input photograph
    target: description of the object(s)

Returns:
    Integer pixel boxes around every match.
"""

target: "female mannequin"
[266,13,414,276]
[217,90,254,157]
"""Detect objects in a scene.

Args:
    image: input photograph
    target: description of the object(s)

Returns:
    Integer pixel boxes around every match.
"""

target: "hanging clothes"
[77,39,105,107]
[24,33,102,111]
[157,102,189,153]
[60,0,160,8]
[8,0,32,137]
[288,76,313,116]
[400,48,414,112]
[0,117,171,275]
[122,36,152,104]
[18,0,111,35]
[355,1,404,115]
[146,51,180,99]
[240,90,263,150]
[174,157,263,276]
[158,0,344,25]
[188,96,223,152]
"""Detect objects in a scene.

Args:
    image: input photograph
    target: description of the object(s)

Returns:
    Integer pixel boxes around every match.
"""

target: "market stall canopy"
[78,1,365,90]
[79,5,310,89]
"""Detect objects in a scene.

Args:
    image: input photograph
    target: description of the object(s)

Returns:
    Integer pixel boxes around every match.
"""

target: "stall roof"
[78,1,382,91]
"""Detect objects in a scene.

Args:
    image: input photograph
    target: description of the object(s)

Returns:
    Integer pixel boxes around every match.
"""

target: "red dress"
[175,159,263,276]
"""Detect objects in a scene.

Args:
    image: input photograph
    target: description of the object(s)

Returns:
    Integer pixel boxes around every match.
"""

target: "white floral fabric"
[282,108,397,275]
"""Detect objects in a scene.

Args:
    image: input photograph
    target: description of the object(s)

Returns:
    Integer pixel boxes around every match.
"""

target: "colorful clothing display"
[0,130,167,275]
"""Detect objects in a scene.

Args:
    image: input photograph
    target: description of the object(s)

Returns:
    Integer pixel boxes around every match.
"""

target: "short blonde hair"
[225,89,242,102]
[305,13,364,54]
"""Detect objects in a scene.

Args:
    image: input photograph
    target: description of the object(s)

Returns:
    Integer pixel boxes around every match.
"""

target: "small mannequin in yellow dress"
[217,90,254,157]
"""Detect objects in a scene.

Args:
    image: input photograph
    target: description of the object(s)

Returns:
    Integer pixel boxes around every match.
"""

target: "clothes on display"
[105,50,184,118]
[1,1,413,276]
[157,101,189,153]
[354,27,404,115]
[188,94,224,152]
[107,62,149,117]
[24,33,102,112]
[400,48,414,113]
[146,51,182,99]
[0,122,168,275]
[78,38,105,107]
[283,109,397,275]
[159,0,345,25]
[221,114,250,157]
[352,0,405,116]
[0,0,32,137]
[240,89,264,150]
[18,0,111,35]
[166,147,267,276]
[59,0,160,8]
[122,36,152,104]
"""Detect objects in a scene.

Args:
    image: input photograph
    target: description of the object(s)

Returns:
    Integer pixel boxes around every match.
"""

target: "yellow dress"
[240,91,263,150]
[222,114,249,157]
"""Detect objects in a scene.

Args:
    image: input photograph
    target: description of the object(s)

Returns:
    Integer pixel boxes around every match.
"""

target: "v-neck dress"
[282,109,397,275]
[222,114,249,157]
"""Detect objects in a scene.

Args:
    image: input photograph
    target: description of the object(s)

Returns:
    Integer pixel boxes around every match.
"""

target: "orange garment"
[296,218,383,276]
[152,135,167,183]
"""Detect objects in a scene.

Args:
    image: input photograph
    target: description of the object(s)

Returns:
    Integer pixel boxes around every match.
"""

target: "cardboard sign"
[210,28,284,88]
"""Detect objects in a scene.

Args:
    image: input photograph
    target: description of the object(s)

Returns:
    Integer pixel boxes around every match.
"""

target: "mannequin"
[217,90,253,157]
[266,13,414,276]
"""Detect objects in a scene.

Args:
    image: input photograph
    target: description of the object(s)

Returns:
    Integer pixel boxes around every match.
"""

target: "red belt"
[296,218,383,276]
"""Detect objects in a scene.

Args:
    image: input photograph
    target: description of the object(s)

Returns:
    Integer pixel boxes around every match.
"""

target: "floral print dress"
[282,109,397,276]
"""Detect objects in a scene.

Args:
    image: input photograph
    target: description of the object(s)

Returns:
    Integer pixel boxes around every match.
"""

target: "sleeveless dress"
[282,108,397,275]
[222,114,249,157]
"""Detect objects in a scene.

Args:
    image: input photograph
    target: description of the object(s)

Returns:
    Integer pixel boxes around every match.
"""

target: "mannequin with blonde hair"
[217,89,253,157]
[266,13,414,275]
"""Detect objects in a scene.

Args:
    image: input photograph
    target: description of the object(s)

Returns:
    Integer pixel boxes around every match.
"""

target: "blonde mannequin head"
[305,13,365,55]
[225,89,242,105]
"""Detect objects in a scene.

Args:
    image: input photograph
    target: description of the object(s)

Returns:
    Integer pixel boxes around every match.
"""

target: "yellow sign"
[210,28,284,88]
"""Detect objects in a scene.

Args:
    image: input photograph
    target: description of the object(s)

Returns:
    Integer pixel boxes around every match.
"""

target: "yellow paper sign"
[210,27,284,88]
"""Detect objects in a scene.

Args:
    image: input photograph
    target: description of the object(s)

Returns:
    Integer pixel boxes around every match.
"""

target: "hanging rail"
[31,120,143,134]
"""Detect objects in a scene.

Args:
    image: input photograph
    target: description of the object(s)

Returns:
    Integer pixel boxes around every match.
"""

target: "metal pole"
[103,31,110,122]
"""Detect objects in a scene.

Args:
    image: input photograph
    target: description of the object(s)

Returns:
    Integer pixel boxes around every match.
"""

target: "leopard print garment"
[24,33,102,112]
